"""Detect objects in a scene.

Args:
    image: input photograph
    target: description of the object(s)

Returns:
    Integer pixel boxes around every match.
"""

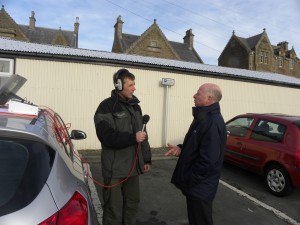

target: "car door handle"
[236,141,243,150]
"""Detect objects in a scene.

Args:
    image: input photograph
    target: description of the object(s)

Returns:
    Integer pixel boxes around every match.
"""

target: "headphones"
[114,69,129,91]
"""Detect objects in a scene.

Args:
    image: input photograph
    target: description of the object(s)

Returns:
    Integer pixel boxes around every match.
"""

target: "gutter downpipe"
[161,78,175,147]
[163,85,169,146]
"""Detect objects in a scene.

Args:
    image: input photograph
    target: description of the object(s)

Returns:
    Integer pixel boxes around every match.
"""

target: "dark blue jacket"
[171,102,227,201]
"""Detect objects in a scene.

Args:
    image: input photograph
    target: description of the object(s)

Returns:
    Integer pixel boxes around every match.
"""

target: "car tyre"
[264,165,293,197]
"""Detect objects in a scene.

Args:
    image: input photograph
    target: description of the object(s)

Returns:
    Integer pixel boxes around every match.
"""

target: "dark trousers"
[186,197,213,225]
[102,176,140,225]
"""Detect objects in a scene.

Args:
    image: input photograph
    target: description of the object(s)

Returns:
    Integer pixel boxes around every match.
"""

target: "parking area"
[81,150,300,225]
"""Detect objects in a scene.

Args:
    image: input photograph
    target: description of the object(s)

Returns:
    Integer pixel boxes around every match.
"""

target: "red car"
[225,113,300,196]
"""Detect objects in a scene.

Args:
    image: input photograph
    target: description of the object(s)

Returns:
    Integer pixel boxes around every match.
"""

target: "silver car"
[0,74,98,225]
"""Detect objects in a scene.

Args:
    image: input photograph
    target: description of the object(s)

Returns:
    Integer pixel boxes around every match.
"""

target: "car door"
[225,116,254,165]
[243,119,286,173]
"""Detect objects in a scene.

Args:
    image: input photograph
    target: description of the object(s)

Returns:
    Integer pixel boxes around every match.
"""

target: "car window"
[250,120,286,142]
[293,120,300,129]
[0,139,55,216]
[226,117,254,137]
[0,141,28,208]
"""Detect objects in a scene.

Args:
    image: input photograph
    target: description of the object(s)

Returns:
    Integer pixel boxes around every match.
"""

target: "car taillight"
[39,191,88,225]
[39,213,58,225]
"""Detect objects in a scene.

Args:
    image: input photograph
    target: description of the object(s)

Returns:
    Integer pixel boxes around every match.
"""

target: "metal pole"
[163,86,169,146]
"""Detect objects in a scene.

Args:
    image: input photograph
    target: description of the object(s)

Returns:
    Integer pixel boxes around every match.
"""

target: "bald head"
[203,83,222,102]
[193,83,222,107]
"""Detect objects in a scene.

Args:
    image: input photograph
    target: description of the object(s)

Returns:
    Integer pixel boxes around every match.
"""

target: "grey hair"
[207,84,222,102]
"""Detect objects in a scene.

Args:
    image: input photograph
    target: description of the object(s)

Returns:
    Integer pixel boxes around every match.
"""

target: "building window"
[147,40,161,53]
[289,59,294,70]
[279,57,283,68]
[0,58,14,76]
[260,51,264,63]
[150,40,158,47]
[264,52,268,64]
[260,51,268,64]
[0,58,14,88]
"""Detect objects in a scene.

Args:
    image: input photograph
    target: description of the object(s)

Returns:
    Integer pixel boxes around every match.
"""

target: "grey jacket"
[94,90,151,178]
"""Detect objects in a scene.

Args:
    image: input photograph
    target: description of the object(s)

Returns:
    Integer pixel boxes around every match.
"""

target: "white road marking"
[220,180,300,225]
[84,160,299,225]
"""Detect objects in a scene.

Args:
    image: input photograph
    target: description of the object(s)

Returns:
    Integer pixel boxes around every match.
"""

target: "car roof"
[0,104,59,150]
[241,113,300,122]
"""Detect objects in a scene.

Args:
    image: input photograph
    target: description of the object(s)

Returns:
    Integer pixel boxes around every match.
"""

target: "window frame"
[0,58,14,76]
[226,117,254,137]
[250,119,286,142]
[264,52,268,64]
[260,51,264,63]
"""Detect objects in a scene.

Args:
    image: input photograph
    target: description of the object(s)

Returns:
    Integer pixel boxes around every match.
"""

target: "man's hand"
[136,131,146,143]
[144,163,151,172]
[164,143,181,157]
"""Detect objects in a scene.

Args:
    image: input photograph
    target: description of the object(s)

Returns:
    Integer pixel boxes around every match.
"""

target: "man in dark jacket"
[165,83,227,225]
[94,69,151,225]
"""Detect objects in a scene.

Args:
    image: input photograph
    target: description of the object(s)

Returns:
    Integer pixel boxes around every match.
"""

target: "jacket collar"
[192,102,220,121]
[111,90,140,105]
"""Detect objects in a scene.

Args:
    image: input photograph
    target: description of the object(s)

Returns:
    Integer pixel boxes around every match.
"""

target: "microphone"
[142,114,150,132]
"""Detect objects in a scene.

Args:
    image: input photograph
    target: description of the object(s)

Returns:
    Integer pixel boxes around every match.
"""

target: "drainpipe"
[161,78,175,146]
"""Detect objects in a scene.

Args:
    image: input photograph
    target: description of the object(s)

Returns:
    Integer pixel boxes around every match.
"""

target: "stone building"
[112,16,203,63]
[0,5,79,47]
[218,29,300,78]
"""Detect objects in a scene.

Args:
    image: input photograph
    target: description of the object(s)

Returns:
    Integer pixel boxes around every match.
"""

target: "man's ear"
[207,95,214,104]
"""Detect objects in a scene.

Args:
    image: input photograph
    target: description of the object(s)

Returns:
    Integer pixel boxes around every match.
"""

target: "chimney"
[29,11,36,30]
[74,17,80,48]
[183,29,194,49]
[277,41,289,51]
[74,17,79,34]
[114,15,123,39]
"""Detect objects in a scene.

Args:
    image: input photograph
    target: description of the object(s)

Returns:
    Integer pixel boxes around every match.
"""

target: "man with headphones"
[94,68,151,225]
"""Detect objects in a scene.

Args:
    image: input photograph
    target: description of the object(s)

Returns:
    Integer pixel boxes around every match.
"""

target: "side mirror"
[70,130,87,140]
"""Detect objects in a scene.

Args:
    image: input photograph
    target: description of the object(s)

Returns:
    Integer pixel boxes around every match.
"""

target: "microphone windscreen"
[143,114,150,124]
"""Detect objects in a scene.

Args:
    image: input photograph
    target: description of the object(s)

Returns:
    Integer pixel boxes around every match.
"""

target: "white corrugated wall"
[15,58,300,149]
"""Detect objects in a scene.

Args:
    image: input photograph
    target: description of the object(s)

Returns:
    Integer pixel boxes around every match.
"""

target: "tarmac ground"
[80,149,298,225]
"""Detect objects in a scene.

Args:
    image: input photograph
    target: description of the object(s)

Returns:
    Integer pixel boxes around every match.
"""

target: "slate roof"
[236,32,298,60]
[169,41,202,63]
[0,37,299,87]
[0,6,76,47]
[244,33,263,49]
[122,33,139,51]
[18,25,76,47]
